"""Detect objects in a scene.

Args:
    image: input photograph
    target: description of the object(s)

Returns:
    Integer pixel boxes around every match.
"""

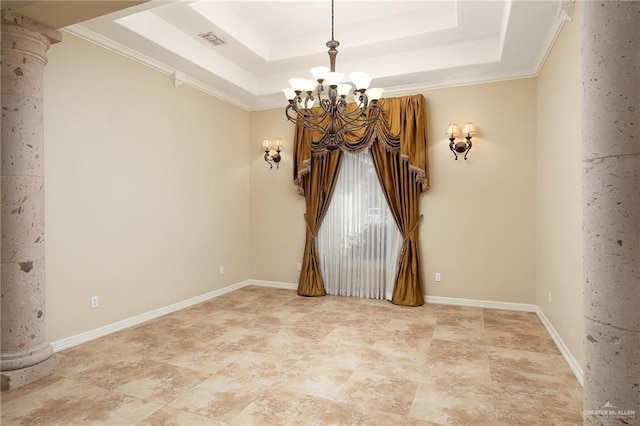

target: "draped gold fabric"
[293,94,428,305]
[371,143,425,306]
[296,130,343,296]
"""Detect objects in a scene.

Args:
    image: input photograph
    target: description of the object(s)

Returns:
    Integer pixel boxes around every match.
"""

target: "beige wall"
[250,79,538,304]
[421,79,537,303]
[44,33,251,342]
[536,4,584,367]
[249,110,305,284]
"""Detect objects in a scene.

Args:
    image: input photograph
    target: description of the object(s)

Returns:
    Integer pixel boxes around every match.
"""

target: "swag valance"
[293,94,429,194]
[292,94,429,306]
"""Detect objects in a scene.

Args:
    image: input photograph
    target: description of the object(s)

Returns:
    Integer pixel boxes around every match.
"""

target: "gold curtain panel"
[293,94,429,306]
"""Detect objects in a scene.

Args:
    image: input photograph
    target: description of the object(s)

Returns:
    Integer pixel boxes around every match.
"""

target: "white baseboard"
[246,280,298,290]
[51,280,253,352]
[52,280,583,386]
[536,308,584,386]
[425,295,537,312]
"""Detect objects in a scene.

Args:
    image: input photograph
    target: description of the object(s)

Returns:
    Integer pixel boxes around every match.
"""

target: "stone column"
[582,1,640,425]
[1,9,63,391]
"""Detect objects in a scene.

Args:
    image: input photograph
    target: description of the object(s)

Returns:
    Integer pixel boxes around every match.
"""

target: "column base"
[1,353,64,392]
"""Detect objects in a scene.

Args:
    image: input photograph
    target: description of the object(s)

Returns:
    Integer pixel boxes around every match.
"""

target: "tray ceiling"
[64,0,572,110]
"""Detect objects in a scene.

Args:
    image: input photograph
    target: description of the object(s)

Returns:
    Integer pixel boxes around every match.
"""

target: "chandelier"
[282,0,385,152]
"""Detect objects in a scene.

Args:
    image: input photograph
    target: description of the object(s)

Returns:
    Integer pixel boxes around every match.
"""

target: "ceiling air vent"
[199,32,225,46]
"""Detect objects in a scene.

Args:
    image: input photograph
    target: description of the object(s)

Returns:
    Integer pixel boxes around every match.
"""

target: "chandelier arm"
[333,108,369,131]
[334,120,369,142]
[335,99,371,120]
[286,106,331,143]
[294,92,333,115]
[285,103,298,124]
[303,120,332,138]
[293,106,331,122]
[334,114,367,131]
[335,106,369,120]
[291,97,332,121]
[290,111,333,139]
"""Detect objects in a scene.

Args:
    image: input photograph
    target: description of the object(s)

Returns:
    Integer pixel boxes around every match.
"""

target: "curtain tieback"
[303,213,318,239]
[400,215,424,253]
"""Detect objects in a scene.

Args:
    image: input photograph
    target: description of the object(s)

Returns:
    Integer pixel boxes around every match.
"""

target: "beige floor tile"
[1,287,583,425]
[427,304,486,329]
[383,317,437,336]
[493,390,583,425]
[152,346,244,375]
[136,406,226,425]
[568,386,583,407]
[432,323,487,345]
[360,408,442,425]
[483,313,550,337]
[321,325,386,348]
[277,358,354,399]
[0,373,68,404]
[141,343,206,367]
[251,329,325,360]
[424,339,492,381]
[315,401,366,425]
[371,337,431,363]
[209,327,275,352]
[336,369,419,416]
[487,345,568,376]
[377,323,435,356]
[1,378,161,425]
[279,323,336,341]
[168,374,268,423]
[229,388,331,426]
[356,352,432,385]
[410,377,495,425]
[490,367,576,398]
[216,351,291,385]
[485,328,561,354]
[305,342,384,370]
[58,337,146,377]
[72,359,209,404]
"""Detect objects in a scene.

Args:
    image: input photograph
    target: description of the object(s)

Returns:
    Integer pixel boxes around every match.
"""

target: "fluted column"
[582,1,640,424]
[1,9,63,391]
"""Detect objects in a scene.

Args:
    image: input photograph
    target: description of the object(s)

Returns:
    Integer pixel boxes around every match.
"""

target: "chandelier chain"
[331,0,334,41]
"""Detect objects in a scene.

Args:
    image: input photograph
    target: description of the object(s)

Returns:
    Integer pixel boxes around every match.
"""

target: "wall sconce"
[446,122,475,160]
[263,138,283,169]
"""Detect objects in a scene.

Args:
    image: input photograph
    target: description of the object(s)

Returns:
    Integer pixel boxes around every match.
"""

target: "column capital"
[1,8,62,44]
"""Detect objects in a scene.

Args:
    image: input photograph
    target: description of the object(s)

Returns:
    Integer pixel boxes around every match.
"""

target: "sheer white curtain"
[317,149,402,300]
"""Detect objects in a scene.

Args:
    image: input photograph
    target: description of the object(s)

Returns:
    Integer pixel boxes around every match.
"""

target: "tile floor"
[0,286,583,425]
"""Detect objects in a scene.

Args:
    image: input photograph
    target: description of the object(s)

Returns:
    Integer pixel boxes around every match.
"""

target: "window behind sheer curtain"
[317,149,402,300]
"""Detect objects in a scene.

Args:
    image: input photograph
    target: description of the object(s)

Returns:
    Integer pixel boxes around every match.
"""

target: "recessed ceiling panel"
[67,0,566,110]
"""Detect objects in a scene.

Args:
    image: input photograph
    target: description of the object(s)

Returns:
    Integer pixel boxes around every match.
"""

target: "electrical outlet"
[435,272,441,282]
[548,291,552,304]
[219,266,225,275]
[91,296,99,309]
[297,263,302,271]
